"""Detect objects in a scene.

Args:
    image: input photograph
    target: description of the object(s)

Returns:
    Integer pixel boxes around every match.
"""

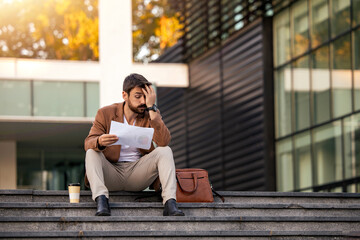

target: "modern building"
[155,0,360,192]
[0,0,359,193]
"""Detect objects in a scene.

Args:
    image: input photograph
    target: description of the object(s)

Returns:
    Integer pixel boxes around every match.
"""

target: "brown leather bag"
[176,168,214,202]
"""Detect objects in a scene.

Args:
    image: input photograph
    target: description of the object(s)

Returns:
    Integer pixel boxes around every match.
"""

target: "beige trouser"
[85,146,177,204]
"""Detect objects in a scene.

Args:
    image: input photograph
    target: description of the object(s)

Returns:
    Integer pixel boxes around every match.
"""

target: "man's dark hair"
[123,73,152,94]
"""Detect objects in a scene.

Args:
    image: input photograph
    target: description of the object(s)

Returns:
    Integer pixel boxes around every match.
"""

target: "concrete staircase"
[0,190,360,239]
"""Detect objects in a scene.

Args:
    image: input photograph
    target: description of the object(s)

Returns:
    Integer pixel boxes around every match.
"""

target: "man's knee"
[154,146,173,157]
[85,149,101,165]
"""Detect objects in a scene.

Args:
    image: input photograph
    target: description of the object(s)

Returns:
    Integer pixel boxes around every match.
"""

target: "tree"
[0,0,182,62]
[132,0,183,62]
[0,0,98,61]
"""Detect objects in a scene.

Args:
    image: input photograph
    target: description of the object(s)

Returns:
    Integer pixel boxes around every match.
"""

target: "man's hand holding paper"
[109,120,154,150]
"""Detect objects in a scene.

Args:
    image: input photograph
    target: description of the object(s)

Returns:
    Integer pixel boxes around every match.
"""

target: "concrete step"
[1,190,360,239]
[1,202,360,217]
[1,230,359,239]
[1,216,360,232]
[1,190,360,204]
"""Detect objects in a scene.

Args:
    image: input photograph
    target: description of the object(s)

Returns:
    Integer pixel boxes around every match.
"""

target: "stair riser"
[0,221,358,232]
[0,236,348,240]
[1,208,359,218]
[1,195,359,204]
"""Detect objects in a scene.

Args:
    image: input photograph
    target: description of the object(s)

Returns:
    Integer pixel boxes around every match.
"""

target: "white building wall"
[0,141,16,189]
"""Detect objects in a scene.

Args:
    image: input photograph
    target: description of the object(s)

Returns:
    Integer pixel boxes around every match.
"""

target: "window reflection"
[354,0,360,27]
[312,46,331,124]
[343,114,360,190]
[355,29,360,111]
[294,131,312,189]
[0,80,31,116]
[311,0,329,48]
[332,34,352,118]
[313,121,343,185]
[276,138,294,191]
[330,0,350,37]
[17,147,85,190]
[293,56,310,131]
[274,9,290,66]
[34,81,84,117]
[274,65,292,138]
[291,0,309,57]
[274,0,359,193]
[86,82,100,117]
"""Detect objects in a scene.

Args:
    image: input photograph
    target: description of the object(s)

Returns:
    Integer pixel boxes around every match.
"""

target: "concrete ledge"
[0,230,356,238]
[1,190,360,198]
[1,202,360,210]
[217,191,360,198]
[1,216,360,222]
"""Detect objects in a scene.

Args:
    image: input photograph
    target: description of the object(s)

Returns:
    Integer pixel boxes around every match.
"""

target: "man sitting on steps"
[84,73,184,217]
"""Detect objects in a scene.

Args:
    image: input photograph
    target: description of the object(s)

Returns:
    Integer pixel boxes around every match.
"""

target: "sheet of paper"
[109,120,154,150]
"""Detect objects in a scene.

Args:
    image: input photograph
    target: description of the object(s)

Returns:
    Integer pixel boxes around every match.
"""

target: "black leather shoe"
[163,198,185,216]
[95,195,111,216]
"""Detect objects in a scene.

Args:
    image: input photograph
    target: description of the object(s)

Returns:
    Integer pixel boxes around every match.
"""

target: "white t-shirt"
[118,116,142,162]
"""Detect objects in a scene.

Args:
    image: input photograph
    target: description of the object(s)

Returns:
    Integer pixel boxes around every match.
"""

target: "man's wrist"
[147,104,158,112]
[97,138,105,150]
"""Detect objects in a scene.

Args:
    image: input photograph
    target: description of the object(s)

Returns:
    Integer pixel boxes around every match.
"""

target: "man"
[84,73,184,216]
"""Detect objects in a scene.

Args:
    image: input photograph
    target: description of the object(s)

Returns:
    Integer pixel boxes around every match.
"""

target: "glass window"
[17,148,42,190]
[331,0,350,37]
[343,113,360,181]
[0,80,31,116]
[274,65,292,138]
[311,0,329,48]
[352,0,360,27]
[332,34,352,118]
[293,55,310,131]
[33,81,84,117]
[274,9,291,66]
[17,147,85,190]
[86,82,99,117]
[276,137,294,191]
[355,28,360,111]
[291,0,309,57]
[294,131,312,190]
[312,46,331,124]
[313,121,343,185]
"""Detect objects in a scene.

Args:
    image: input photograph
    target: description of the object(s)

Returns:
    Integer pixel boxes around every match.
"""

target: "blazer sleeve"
[149,111,171,147]
[84,109,108,152]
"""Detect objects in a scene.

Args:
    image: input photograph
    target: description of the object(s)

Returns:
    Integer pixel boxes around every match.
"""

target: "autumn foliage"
[0,0,182,62]
[132,0,183,62]
[0,0,98,61]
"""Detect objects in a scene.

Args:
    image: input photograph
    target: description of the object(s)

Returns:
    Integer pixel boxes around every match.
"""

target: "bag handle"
[176,173,198,193]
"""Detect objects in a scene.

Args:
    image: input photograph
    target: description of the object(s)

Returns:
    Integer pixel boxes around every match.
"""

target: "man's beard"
[128,100,147,114]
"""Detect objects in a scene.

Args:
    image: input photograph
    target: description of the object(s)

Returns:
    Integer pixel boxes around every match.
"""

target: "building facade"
[156,0,360,192]
[274,0,360,192]
[0,0,359,192]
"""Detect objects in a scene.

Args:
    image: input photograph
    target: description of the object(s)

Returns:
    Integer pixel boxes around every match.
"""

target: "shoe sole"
[163,213,185,216]
[95,212,111,216]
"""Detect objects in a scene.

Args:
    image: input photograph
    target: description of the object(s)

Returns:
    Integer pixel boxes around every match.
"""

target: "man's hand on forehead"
[142,85,156,108]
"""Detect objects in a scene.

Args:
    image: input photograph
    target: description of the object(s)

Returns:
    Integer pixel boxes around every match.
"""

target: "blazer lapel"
[114,102,125,123]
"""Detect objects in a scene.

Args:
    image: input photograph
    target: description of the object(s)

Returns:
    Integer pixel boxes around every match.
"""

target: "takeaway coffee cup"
[68,183,81,203]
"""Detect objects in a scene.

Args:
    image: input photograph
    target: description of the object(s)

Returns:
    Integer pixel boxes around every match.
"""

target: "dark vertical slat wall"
[221,21,266,191]
[157,19,274,191]
[156,87,187,169]
[186,50,224,189]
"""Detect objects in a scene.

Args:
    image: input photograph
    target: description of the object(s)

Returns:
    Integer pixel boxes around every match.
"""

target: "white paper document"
[109,120,154,150]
